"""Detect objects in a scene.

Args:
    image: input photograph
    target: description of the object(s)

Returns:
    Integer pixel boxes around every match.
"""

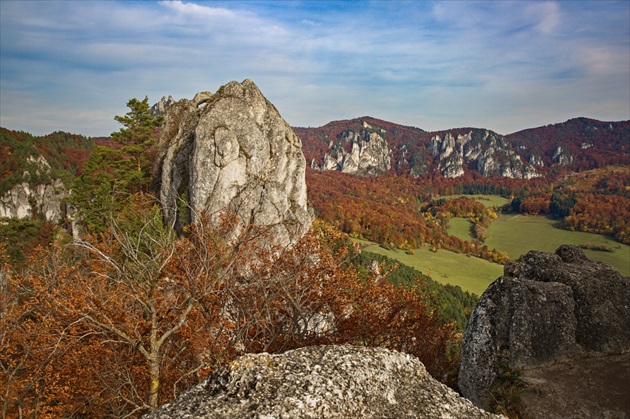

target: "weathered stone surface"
[459,245,630,408]
[150,95,175,116]
[146,345,502,419]
[155,79,314,247]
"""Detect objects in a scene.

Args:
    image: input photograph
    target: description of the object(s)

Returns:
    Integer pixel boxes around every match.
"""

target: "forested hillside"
[0,128,93,195]
[0,100,463,417]
[1,109,628,417]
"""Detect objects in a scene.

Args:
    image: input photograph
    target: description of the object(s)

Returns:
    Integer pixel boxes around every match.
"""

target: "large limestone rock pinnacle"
[155,79,314,246]
[146,345,502,418]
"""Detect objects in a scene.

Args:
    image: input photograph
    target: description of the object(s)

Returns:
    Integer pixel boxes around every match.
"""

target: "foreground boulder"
[155,79,313,246]
[459,245,630,408]
[146,345,501,418]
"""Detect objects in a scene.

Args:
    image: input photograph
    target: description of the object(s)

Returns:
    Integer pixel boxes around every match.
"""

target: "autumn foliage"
[1,203,459,417]
[307,169,511,263]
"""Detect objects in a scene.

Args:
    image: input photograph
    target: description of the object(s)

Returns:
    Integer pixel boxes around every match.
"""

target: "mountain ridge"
[295,116,630,178]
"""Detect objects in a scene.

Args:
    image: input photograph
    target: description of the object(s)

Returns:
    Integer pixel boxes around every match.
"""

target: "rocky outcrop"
[0,180,66,221]
[311,121,392,176]
[150,95,175,117]
[0,156,67,221]
[146,345,502,419]
[552,145,574,166]
[459,245,630,408]
[155,79,314,247]
[428,130,540,179]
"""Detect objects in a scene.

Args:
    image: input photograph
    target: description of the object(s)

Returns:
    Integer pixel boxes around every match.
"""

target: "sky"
[1,0,629,138]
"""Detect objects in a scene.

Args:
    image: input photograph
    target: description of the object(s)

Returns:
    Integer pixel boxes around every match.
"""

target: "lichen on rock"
[145,345,502,419]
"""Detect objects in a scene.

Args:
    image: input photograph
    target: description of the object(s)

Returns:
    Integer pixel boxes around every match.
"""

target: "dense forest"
[307,165,630,253]
[1,104,628,416]
[1,102,468,417]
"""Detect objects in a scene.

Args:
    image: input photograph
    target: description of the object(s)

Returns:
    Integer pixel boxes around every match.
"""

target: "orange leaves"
[562,193,630,243]
[2,214,461,417]
[329,276,459,382]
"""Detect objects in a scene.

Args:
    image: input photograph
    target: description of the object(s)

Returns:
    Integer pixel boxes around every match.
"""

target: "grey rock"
[0,155,67,221]
[552,146,574,166]
[151,95,176,116]
[146,345,502,419]
[155,79,313,247]
[459,245,630,408]
[312,125,392,176]
[427,130,541,179]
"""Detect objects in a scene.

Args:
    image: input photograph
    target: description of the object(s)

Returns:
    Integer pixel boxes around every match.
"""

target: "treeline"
[508,166,630,244]
[0,128,93,194]
[307,170,517,263]
[308,165,630,256]
[352,251,478,331]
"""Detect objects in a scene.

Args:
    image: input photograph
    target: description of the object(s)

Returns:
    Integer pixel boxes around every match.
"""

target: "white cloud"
[1,0,628,136]
[525,1,561,34]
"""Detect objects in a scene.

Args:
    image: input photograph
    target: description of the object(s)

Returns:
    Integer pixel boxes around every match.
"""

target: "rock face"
[311,121,392,176]
[459,245,630,408]
[150,95,175,116]
[155,79,314,246]
[427,130,540,179]
[0,156,67,221]
[298,117,630,178]
[146,345,502,419]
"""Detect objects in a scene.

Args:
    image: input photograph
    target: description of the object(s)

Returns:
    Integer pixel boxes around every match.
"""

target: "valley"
[485,213,630,276]
[359,208,629,296]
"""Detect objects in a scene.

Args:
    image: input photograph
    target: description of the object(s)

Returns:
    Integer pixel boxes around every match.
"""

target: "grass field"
[356,195,629,296]
[485,214,629,276]
[448,217,474,241]
[356,241,503,296]
[438,194,511,209]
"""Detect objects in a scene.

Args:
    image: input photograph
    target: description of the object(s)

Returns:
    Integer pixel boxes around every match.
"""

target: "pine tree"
[70,97,162,233]
[110,96,163,194]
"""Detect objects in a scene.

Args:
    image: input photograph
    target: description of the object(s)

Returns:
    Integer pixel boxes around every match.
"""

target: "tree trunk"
[148,311,160,410]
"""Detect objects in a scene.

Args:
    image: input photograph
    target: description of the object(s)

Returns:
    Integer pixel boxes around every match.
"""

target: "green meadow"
[356,241,503,297]
[485,214,629,276]
[448,217,475,241]
[358,195,629,296]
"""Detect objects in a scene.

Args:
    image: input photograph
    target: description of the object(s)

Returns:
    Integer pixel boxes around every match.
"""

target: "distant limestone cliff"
[296,117,630,178]
[0,155,68,221]
[154,79,314,247]
[310,120,392,176]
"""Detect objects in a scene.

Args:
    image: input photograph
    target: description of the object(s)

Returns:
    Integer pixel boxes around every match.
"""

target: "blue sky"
[1,0,628,137]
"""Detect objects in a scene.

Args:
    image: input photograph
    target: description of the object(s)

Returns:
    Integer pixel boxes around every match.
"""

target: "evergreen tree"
[110,96,163,194]
[70,97,162,233]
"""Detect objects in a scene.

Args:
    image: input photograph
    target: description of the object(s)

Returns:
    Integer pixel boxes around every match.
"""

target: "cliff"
[297,117,630,178]
[0,155,68,221]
